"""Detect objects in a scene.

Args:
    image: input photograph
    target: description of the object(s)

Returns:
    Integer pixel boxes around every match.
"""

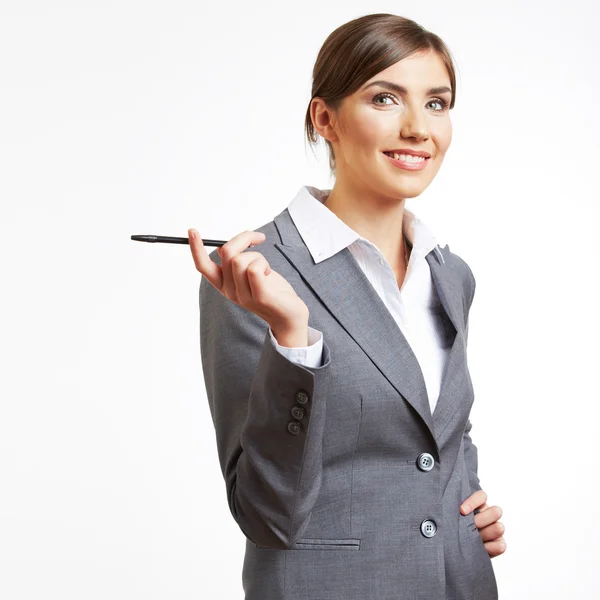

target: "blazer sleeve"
[463,418,482,493]
[462,261,483,493]
[199,270,332,550]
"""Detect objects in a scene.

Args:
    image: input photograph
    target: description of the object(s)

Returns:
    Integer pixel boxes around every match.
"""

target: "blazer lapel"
[425,249,469,438]
[273,209,467,446]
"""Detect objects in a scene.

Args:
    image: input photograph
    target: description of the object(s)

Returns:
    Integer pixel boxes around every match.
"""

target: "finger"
[474,506,503,529]
[219,230,266,262]
[188,228,223,289]
[474,502,489,516]
[460,489,487,514]
[230,253,270,305]
[484,537,507,558]
[219,230,266,297]
[478,520,505,542]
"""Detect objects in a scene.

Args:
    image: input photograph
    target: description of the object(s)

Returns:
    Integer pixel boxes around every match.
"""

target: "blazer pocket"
[292,537,361,551]
[463,510,480,535]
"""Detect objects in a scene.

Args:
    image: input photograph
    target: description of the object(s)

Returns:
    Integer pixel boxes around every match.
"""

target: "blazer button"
[420,519,437,538]
[296,390,310,405]
[287,421,301,435]
[417,452,435,472]
[291,406,305,420]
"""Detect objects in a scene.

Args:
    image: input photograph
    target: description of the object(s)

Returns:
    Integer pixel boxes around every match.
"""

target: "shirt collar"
[286,185,442,265]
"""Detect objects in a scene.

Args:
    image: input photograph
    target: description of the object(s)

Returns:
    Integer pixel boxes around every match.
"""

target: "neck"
[323,176,411,273]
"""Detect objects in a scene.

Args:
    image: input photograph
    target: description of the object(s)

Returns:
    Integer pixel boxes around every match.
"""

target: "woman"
[189,13,506,600]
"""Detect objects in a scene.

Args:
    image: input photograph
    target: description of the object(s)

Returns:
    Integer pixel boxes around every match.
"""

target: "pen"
[131,235,227,247]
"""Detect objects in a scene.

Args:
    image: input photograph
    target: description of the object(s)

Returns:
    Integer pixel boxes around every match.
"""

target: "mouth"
[382,151,430,171]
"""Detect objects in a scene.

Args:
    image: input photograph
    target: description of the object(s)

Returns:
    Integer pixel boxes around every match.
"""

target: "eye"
[429,97,449,111]
[372,92,396,105]
[372,93,450,112]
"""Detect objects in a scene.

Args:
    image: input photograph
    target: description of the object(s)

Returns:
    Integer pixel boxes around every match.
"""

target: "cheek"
[350,111,388,149]
[434,121,452,154]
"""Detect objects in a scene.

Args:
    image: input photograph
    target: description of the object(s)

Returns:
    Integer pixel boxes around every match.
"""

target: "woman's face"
[315,50,453,200]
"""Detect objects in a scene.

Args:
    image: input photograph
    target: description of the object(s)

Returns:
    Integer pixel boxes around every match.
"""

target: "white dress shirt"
[267,185,454,415]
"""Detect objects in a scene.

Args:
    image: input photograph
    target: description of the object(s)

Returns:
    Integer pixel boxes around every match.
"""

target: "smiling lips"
[383,151,430,171]
[384,148,431,158]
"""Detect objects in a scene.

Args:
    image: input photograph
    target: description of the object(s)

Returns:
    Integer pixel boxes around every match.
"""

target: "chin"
[399,182,432,200]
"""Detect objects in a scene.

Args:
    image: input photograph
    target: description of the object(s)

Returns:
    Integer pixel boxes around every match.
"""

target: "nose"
[400,104,429,141]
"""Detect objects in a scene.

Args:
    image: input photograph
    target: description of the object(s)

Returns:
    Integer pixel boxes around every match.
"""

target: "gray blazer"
[199,206,499,600]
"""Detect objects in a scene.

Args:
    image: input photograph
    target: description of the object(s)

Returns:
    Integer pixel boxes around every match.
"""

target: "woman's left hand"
[460,490,506,558]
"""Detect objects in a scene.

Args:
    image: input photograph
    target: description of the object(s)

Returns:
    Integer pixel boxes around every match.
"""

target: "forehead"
[361,51,450,93]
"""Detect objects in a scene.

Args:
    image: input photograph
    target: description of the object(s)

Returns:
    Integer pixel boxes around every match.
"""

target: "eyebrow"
[361,80,452,96]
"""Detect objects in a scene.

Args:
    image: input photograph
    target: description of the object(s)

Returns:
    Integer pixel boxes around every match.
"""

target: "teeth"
[386,152,427,162]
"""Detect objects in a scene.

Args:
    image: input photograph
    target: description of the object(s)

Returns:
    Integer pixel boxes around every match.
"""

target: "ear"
[311,97,340,144]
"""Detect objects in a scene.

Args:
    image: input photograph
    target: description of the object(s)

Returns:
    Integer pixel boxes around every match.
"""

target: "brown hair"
[304,13,458,177]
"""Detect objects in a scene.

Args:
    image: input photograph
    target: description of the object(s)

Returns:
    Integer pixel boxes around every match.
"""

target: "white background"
[1,1,598,598]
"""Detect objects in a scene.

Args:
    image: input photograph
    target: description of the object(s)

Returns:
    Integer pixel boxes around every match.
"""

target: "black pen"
[131,235,227,247]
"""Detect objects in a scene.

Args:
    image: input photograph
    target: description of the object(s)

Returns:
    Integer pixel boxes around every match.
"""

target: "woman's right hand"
[188,228,309,330]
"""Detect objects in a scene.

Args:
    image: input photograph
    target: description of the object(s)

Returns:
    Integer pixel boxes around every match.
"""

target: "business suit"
[199,205,499,599]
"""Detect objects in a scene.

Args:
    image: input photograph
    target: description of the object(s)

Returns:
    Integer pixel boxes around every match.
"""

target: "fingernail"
[189,230,196,240]
[461,503,471,514]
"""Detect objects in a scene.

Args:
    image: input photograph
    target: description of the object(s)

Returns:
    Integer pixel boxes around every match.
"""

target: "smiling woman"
[195,11,503,600]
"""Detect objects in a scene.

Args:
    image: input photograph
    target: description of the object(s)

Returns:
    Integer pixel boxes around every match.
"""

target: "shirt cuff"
[268,326,324,368]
